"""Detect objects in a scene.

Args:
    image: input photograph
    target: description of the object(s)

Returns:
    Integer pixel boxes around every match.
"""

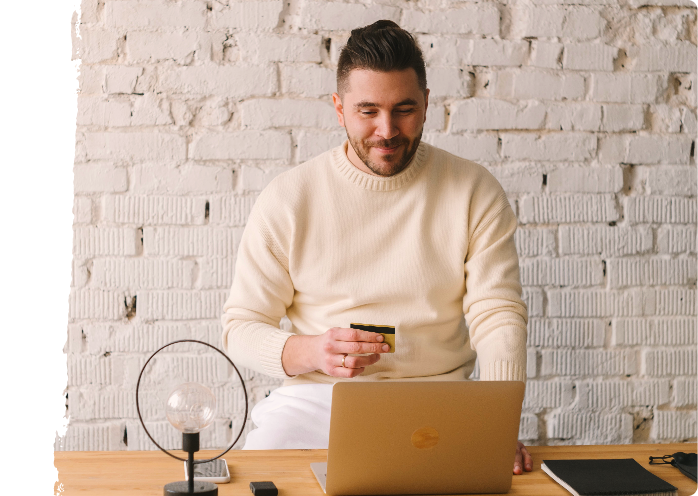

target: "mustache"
[366,138,409,149]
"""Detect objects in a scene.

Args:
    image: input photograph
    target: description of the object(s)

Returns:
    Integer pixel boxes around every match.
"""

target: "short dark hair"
[336,20,427,96]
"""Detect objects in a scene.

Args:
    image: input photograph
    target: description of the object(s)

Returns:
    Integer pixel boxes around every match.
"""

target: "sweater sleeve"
[462,191,528,382]
[220,201,296,379]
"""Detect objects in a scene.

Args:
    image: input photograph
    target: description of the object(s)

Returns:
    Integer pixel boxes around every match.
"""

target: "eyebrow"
[353,98,419,109]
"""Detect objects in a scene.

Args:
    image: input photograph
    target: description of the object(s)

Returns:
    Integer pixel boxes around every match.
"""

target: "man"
[221,20,532,474]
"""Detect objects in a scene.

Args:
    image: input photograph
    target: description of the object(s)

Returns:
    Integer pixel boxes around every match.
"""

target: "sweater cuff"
[479,360,526,382]
[258,329,296,379]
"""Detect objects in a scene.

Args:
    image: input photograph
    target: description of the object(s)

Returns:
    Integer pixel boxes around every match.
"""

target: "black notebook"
[541,458,678,496]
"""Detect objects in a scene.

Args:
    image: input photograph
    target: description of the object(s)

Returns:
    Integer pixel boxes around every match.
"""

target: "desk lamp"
[136,340,248,496]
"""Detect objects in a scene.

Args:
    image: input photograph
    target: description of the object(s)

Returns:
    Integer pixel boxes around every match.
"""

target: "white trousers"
[242,384,333,450]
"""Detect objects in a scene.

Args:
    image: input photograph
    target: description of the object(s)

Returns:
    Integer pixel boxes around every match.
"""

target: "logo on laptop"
[411,427,439,450]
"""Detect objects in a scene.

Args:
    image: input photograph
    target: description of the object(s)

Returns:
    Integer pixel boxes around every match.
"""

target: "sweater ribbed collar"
[331,140,429,192]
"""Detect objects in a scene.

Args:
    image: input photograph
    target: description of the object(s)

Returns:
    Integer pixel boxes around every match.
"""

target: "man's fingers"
[333,327,385,344]
[513,441,532,475]
[340,353,380,369]
[513,446,523,475]
[521,445,533,472]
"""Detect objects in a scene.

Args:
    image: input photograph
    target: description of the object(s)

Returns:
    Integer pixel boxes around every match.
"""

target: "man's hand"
[513,441,532,474]
[281,327,390,378]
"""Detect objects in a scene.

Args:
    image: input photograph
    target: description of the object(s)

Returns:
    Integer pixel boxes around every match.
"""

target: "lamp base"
[164,480,218,495]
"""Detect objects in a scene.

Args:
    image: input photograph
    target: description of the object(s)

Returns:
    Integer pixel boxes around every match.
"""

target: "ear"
[332,92,345,127]
[423,88,430,123]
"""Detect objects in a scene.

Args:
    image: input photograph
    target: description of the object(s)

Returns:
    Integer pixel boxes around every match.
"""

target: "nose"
[375,113,399,140]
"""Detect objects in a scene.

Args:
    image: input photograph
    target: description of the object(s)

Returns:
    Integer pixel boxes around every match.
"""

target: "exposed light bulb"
[166,382,216,434]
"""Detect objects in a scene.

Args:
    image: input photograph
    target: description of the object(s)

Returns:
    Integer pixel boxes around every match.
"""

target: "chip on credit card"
[350,323,395,353]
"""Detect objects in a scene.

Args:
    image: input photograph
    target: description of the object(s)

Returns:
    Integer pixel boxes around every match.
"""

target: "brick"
[647,166,697,196]
[200,258,236,289]
[426,67,469,98]
[296,131,346,163]
[208,194,259,226]
[191,131,292,161]
[79,65,106,94]
[518,414,539,441]
[528,41,562,69]
[601,104,645,132]
[328,33,350,65]
[143,227,242,257]
[521,258,603,287]
[546,103,602,132]
[559,225,653,256]
[527,349,537,378]
[137,290,229,321]
[103,195,207,225]
[528,319,606,348]
[211,1,283,30]
[657,226,697,254]
[105,1,206,28]
[628,41,697,73]
[425,106,446,131]
[462,39,528,67]
[681,107,697,135]
[238,34,321,63]
[66,324,85,353]
[627,0,695,6]
[523,380,573,409]
[652,410,697,441]
[547,167,623,193]
[77,96,131,126]
[450,99,545,131]
[239,99,336,130]
[548,289,641,318]
[79,0,102,24]
[126,31,200,63]
[54,422,124,451]
[547,412,633,443]
[651,104,683,133]
[73,227,138,256]
[626,196,697,224]
[159,65,277,97]
[91,259,195,289]
[577,380,671,409]
[643,349,697,376]
[541,349,636,376]
[510,6,606,40]
[104,66,143,94]
[402,6,499,36]
[417,35,459,66]
[280,64,336,98]
[489,165,544,194]
[562,43,618,71]
[591,73,663,103]
[501,133,596,161]
[74,28,120,63]
[650,288,697,316]
[74,165,128,193]
[495,70,585,100]
[83,132,186,162]
[425,134,499,163]
[523,287,544,317]
[69,289,131,320]
[674,377,697,407]
[607,257,697,288]
[137,353,232,387]
[515,228,556,257]
[132,165,233,194]
[300,2,400,31]
[614,318,696,346]
[73,197,92,224]
[627,135,693,164]
[240,165,293,192]
[131,93,173,126]
[519,195,618,224]
[67,356,114,387]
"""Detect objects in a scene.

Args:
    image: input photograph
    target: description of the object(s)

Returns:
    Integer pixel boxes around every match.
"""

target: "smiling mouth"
[373,144,401,153]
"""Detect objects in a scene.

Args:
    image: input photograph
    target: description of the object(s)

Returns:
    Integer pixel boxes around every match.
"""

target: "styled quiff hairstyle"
[336,20,427,96]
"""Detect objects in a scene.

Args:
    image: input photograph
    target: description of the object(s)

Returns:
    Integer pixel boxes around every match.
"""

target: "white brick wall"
[64,0,697,451]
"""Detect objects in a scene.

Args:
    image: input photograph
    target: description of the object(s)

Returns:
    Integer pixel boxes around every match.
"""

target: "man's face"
[332,68,429,177]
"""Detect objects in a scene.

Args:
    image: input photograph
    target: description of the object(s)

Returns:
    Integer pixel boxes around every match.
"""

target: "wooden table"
[56,443,697,495]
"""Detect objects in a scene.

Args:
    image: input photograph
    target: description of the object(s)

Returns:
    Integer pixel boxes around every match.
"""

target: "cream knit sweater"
[221,140,528,386]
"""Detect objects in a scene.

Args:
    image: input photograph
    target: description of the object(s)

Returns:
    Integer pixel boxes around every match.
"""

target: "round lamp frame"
[135,339,249,464]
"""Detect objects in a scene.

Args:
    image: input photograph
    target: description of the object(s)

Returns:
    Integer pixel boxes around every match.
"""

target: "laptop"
[310,381,525,495]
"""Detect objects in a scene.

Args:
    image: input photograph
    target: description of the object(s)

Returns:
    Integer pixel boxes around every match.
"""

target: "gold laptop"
[310,381,525,495]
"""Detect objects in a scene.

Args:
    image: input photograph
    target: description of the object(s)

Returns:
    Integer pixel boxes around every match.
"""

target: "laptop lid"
[324,381,525,495]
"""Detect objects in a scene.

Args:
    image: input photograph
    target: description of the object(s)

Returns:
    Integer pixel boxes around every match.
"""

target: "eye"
[396,108,415,114]
[360,111,376,115]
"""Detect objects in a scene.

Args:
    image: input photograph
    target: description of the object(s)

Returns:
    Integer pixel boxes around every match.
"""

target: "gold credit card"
[350,323,395,353]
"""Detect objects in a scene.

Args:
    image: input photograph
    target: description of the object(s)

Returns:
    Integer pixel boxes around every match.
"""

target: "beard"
[346,128,423,177]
